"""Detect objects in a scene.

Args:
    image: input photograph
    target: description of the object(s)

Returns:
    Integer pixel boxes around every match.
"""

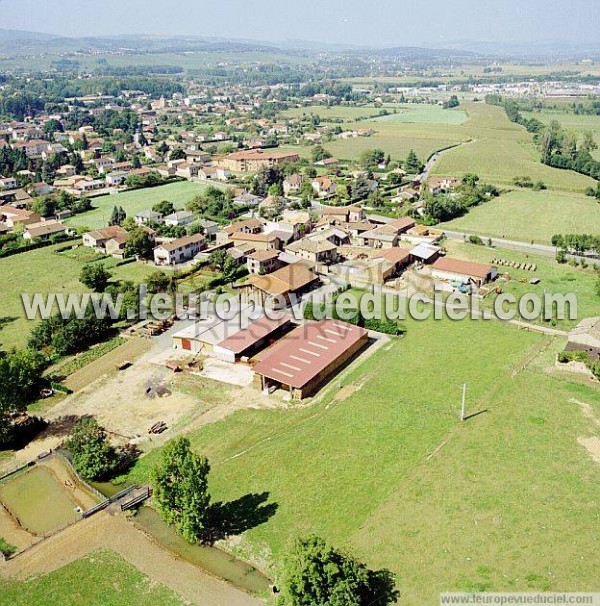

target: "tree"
[0,349,46,444]
[170,147,186,161]
[153,200,175,216]
[404,149,422,174]
[125,227,154,259]
[359,148,385,170]
[209,248,227,270]
[109,205,126,226]
[147,270,171,294]
[278,536,398,606]
[311,145,331,164]
[64,418,119,481]
[80,263,112,292]
[151,437,211,543]
[222,255,238,283]
[461,173,480,188]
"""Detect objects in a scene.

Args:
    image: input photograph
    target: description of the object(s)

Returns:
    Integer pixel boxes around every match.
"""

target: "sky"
[0,0,598,46]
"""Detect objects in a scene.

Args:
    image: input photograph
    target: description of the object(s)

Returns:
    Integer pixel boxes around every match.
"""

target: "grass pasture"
[0,549,186,606]
[440,188,600,243]
[66,181,211,230]
[0,467,79,535]
[122,316,600,603]
[0,243,156,350]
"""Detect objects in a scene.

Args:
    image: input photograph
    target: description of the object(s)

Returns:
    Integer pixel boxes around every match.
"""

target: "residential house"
[82,226,129,254]
[283,174,303,196]
[357,224,401,249]
[153,234,207,266]
[247,249,283,275]
[163,210,195,227]
[285,238,338,265]
[22,220,70,241]
[428,176,459,194]
[135,210,163,225]
[431,258,497,289]
[233,191,262,207]
[0,176,17,190]
[0,206,41,231]
[311,176,337,197]
[222,149,299,172]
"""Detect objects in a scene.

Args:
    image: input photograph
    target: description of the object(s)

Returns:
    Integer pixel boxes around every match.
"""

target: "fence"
[0,461,35,485]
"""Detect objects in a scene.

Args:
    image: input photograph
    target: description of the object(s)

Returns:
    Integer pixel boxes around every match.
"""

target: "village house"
[285,237,338,266]
[135,210,163,225]
[428,176,459,194]
[237,263,319,309]
[322,204,365,223]
[0,206,41,231]
[229,231,282,251]
[163,210,195,227]
[22,220,71,241]
[283,174,304,196]
[247,249,283,275]
[221,149,300,172]
[312,176,337,197]
[153,233,207,266]
[357,224,401,249]
[82,226,129,254]
[0,176,18,190]
[216,218,264,245]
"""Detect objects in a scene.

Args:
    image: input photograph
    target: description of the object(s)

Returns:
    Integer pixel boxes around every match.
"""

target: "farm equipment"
[165,361,182,373]
[116,360,132,371]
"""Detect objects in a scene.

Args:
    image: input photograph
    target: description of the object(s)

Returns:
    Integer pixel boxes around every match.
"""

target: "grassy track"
[66,181,211,230]
[0,550,185,605]
[440,189,600,243]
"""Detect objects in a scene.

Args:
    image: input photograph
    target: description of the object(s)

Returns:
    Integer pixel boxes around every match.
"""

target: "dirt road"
[1,511,264,606]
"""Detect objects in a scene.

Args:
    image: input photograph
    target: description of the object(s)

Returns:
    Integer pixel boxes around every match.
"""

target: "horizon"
[0,0,598,47]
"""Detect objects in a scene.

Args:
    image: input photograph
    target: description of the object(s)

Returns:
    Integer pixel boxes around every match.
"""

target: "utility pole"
[460,383,467,421]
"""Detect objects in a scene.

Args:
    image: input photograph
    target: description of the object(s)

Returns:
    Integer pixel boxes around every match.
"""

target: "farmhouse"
[431,257,497,288]
[153,234,207,266]
[0,206,41,230]
[163,210,195,227]
[237,263,319,309]
[253,320,369,399]
[222,149,300,172]
[357,224,400,249]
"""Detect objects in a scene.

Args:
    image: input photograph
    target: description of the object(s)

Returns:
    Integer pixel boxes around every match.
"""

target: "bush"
[0,537,16,557]
[468,235,484,245]
[363,319,407,336]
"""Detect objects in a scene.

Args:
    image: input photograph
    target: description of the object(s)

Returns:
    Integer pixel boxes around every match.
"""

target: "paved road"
[443,229,600,267]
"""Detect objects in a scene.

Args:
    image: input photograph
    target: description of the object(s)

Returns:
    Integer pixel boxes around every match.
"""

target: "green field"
[122,316,600,604]
[0,243,156,350]
[282,103,470,162]
[0,550,185,606]
[441,189,600,243]
[431,103,596,192]
[66,182,211,230]
[0,467,79,535]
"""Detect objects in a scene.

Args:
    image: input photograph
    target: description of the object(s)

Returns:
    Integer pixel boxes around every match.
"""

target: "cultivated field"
[431,103,596,191]
[121,316,600,604]
[66,181,212,230]
[441,189,600,243]
[0,244,156,350]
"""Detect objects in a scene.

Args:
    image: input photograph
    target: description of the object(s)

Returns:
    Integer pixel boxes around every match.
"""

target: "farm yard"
[440,188,600,243]
[65,181,213,230]
[118,316,600,605]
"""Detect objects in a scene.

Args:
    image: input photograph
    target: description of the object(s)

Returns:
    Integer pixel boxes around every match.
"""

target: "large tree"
[64,418,119,481]
[151,437,211,543]
[0,349,46,445]
[125,227,154,259]
[278,536,398,606]
[80,263,112,292]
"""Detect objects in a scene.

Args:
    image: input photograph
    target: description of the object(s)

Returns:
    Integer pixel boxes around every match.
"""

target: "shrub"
[0,537,16,557]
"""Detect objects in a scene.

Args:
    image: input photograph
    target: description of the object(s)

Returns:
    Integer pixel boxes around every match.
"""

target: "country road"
[443,229,600,267]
